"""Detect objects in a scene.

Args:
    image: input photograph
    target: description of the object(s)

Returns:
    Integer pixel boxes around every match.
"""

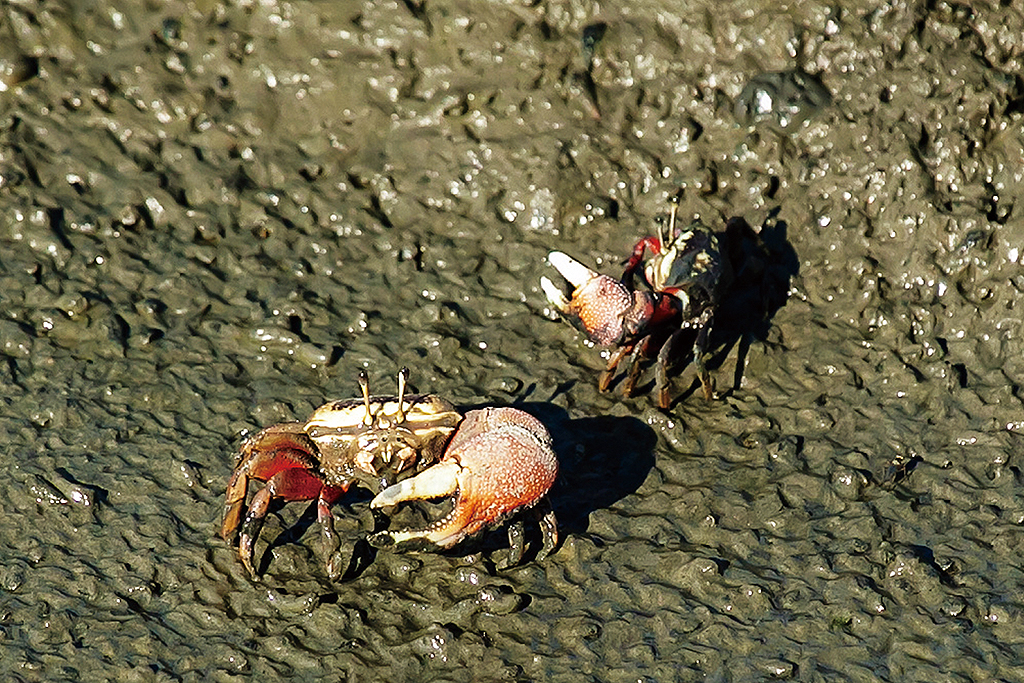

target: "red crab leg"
[221,424,321,540]
[622,235,662,284]
[236,470,345,579]
[223,425,350,578]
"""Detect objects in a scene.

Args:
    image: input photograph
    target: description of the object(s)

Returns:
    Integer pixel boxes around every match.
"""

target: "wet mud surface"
[2,0,1024,681]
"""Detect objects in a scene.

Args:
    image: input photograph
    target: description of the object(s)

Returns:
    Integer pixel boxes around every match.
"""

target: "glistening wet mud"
[2,1,1024,681]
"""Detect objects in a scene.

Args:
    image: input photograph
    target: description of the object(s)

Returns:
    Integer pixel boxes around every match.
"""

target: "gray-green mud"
[2,1,1024,681]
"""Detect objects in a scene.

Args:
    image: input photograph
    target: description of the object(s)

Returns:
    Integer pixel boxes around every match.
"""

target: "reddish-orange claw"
[369,407,558,566]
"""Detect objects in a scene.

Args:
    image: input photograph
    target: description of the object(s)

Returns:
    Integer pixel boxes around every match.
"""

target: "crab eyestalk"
[358,369,373,427]
[395,366,410,423]
[657,196,674,248]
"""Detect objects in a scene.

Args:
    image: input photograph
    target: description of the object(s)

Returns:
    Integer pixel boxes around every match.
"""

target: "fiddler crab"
[221,368,559,579]
[541,197,729,408]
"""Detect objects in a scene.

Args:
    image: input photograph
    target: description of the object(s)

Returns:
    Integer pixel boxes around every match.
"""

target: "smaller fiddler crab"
[221,369,559,579]
[541,196,729,408]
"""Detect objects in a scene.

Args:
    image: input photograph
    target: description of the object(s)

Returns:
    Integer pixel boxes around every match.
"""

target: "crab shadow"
[522,400,657,539]
[637,211,799,406]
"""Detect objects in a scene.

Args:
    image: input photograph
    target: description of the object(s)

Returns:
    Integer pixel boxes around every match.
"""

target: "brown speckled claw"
[541,251,649,346]
[368,407,559,565]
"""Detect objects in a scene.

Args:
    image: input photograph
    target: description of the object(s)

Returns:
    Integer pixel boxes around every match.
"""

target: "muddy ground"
[2,0,1024,681]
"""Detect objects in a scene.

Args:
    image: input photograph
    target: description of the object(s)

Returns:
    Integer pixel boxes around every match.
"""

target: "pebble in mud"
[735,69,832,130]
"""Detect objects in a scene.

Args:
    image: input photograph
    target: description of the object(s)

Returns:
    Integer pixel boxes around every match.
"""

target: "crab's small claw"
[543,251,650,346]
[368,407,558,561]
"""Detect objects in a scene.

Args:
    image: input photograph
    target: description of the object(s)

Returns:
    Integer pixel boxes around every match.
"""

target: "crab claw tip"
[547,251,599,288]
[540,275,570,311]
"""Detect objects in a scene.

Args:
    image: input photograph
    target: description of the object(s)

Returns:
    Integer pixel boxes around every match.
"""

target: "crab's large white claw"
[369,407,558,552]
[543,251,601,312]
[541,251,636,346]
[547,251,600,288]
[371,461,460,508]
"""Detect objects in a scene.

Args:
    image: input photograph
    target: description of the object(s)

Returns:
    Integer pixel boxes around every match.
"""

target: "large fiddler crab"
[221,369,559,579]
[541,196,729,409]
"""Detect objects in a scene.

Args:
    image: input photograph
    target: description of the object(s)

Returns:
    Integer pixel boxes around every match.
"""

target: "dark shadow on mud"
[515,400,657,539]
[713,212,799,389]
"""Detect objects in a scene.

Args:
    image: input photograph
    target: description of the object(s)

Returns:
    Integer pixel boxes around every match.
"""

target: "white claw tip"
[547,251,598,288]
[371,462,460,508]
[540,276,569,311]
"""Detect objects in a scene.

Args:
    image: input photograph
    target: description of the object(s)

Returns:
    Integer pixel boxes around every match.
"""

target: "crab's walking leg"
[598,344,633,392]
[222,424,316,540]
[222,426,339,578]
[621,335,654,398]
[237,467,332,578]
[504,500,559,567]
[535,502,559,560]
[622,236,662,284]
[654,329,688,409]
[691,310,717,400]
[505,520,526,568]
[316,485,351,578]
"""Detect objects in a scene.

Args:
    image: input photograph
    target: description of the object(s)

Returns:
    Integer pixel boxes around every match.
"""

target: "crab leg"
[221,423,319,540]
[598,343,634,392]
[506,501,559,566]
[236,472,345,579]
[223,425,351,579]
[621,335,652,397]
[690,308,717,400]
[316,486,351,579]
